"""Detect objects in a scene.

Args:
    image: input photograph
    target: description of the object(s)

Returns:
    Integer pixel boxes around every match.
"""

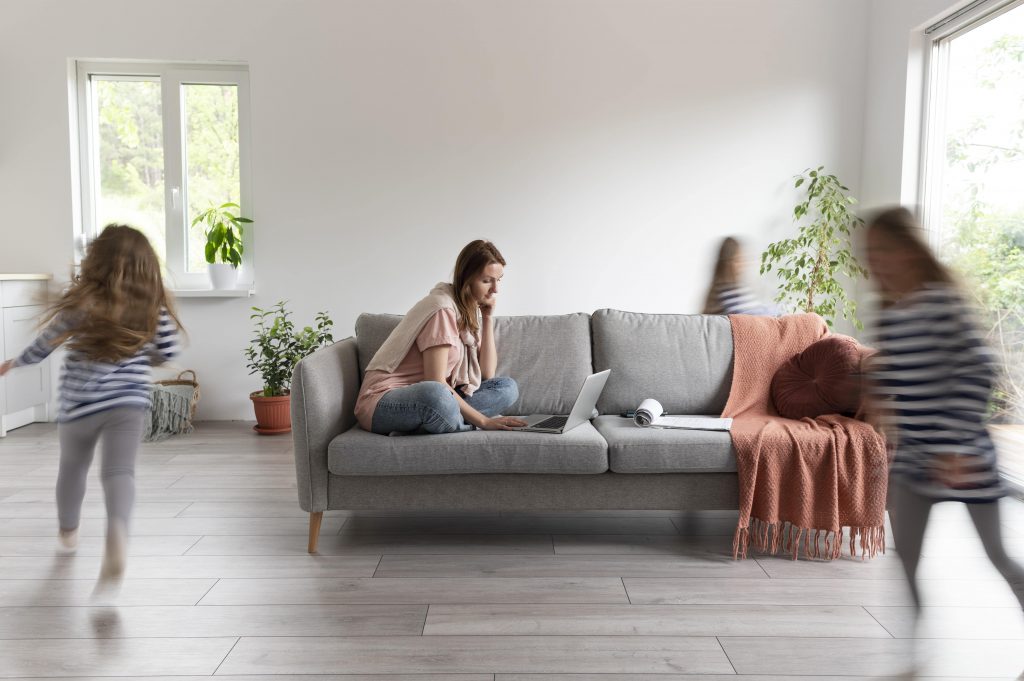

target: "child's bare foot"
[57,527,78,554]
[98,522,126,583]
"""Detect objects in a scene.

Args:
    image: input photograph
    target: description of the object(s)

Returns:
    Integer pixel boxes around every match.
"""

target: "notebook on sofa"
[632,398,732,431]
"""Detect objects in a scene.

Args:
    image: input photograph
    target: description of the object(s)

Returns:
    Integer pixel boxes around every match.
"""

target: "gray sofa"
[292,309,739,553]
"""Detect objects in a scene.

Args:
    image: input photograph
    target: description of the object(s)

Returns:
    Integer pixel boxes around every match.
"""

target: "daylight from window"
[932,3,1024,486]
[94,77,166,262]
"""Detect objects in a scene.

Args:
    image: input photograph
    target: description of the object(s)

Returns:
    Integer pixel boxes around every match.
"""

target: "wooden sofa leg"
[308,512,323,554]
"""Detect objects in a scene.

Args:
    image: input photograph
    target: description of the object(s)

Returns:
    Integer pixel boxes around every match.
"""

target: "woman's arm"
[478,310,497,380]
[422,344,516,430]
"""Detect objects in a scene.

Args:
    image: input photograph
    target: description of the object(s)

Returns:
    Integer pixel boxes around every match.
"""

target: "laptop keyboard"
[532,415,568,430]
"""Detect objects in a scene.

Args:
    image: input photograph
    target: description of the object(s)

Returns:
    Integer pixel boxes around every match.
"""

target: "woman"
[702,236,779,315]
[355,240,526,434]
[865,207,1023,618]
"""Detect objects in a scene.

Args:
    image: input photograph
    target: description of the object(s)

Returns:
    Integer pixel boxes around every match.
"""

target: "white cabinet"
[1,276,52,436]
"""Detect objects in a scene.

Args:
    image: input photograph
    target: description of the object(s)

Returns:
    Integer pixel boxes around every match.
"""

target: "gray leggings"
[891,480,1024,611]
[56,407,146,533]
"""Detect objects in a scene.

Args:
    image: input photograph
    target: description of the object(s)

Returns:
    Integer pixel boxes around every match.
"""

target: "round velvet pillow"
[771,335,868,419]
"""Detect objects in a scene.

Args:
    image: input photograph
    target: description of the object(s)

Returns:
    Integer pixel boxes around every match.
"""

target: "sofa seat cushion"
[328,423,609,476]
[593,416,736,473]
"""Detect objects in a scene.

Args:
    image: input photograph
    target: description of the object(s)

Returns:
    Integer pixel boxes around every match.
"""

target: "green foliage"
[943,185,1024,422]
[96,80,164,204]
[93,79,241,273]
[941,28,1024,422]
[245,302,334,397]
[760,166,868,328]
[191,202,251,268]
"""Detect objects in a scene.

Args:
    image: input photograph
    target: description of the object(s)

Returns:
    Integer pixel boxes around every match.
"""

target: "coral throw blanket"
[722,314,888,560]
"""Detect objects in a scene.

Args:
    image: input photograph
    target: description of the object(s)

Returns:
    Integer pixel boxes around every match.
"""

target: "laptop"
[513,370,611,434]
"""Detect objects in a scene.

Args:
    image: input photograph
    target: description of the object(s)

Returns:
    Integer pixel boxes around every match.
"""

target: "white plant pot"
[208,263,239,290]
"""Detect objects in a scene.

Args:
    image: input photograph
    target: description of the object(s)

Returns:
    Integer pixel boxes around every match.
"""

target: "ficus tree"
[760,166,868,328]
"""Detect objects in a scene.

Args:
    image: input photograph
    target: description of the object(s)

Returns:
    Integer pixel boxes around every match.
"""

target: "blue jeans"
[370,376,519,435]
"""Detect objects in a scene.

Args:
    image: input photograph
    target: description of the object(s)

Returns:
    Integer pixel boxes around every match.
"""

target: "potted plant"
[245,301,334,434]
[191,202,252,289]
[760,166,869,328]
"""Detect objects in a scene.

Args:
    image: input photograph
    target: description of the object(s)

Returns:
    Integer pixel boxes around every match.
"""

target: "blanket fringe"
[733,517,886,561]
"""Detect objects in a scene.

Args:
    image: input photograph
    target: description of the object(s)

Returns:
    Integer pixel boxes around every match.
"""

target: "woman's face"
[866,228,917,295]
[469,262,504,307]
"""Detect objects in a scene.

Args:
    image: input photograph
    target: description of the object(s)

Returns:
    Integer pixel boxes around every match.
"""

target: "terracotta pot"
[250,391,291,435]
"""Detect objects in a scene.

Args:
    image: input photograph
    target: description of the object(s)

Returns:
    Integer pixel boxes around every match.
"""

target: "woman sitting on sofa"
[355,240,527,435]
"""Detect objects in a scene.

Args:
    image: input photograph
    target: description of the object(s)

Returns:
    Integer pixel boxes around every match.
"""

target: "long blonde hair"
[867,207,956,307]
[42,224,183,362]
[702,236,742,314]
[452,240,505,335]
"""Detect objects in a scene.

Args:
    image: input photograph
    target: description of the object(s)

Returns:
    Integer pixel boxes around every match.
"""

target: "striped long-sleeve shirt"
[715,285,781,316]
[12,309,180,422]
[868,283,1005,502]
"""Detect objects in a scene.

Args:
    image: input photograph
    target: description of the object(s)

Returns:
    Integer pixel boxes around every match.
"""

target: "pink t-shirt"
[354,308,464,431]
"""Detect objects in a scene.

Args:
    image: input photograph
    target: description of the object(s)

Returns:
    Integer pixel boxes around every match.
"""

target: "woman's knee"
[416,382,463,433]
[489,376,519,410]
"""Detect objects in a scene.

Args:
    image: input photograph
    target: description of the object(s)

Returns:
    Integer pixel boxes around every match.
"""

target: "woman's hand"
[0,360,12,377]
[479,295,496,319]
[480,415,528,430]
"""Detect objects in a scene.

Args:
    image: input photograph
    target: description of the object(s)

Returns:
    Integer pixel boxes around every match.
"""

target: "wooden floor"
[0,422,1022,680]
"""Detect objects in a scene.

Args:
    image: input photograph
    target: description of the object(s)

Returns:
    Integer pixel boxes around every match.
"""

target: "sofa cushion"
[328,422,609,475]
[771,334,867,419]
[355,313,403,377]
[593,416,736,473]
[356,312,593,417]
[591,310,733,415]
[493,313,593,415]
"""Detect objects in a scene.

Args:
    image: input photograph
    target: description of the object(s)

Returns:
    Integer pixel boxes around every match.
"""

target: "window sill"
[172,288,254,298]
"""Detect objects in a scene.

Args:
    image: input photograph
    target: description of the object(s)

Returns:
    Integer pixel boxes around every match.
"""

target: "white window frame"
[918,0,1024,247]
[74,60,253,291]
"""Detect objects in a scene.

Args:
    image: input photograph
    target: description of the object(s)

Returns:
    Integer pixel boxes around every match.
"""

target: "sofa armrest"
[291,336,359,512]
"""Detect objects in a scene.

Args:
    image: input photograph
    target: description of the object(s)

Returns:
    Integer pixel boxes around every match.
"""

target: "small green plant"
[760,166,869,328]
[245,301,334,397]
[192,202,252,268]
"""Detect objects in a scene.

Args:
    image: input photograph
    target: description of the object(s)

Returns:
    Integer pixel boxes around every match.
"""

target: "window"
[920,0,1024,488]
[74,61,252,290]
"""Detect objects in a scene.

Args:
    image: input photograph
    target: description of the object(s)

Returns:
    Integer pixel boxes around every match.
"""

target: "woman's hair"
[42,224,183,362]
[867,207,955,305]
[452,239,506,334]
[702,236,742,314]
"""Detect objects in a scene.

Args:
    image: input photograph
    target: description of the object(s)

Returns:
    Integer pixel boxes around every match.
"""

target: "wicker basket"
[143,370,201,442]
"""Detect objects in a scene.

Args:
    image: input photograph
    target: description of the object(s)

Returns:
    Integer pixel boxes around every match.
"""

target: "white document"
[633,398,732,431]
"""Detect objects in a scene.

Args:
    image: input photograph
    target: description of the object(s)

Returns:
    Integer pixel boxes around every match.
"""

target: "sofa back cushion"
[592,309,733,415]
[355,312,593,416]
[355,313,403,377]
[494,313,593,415]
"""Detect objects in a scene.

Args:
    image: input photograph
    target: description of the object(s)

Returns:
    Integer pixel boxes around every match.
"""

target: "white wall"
[0,0,872,419]
[860,0,966,209]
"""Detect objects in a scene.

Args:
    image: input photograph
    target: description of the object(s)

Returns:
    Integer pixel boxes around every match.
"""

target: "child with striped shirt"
[865,208,1024,628]
[701,236,780,316]
[0,225,183,586]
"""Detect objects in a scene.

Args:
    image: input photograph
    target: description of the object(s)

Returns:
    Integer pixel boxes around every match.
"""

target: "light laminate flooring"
[0,421,1022,679]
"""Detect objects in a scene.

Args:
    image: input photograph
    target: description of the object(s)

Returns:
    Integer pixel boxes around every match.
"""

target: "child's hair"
[866,207,956,305]
[452,239,506,334]
[42,224,183,362]
[702,236,742,314]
